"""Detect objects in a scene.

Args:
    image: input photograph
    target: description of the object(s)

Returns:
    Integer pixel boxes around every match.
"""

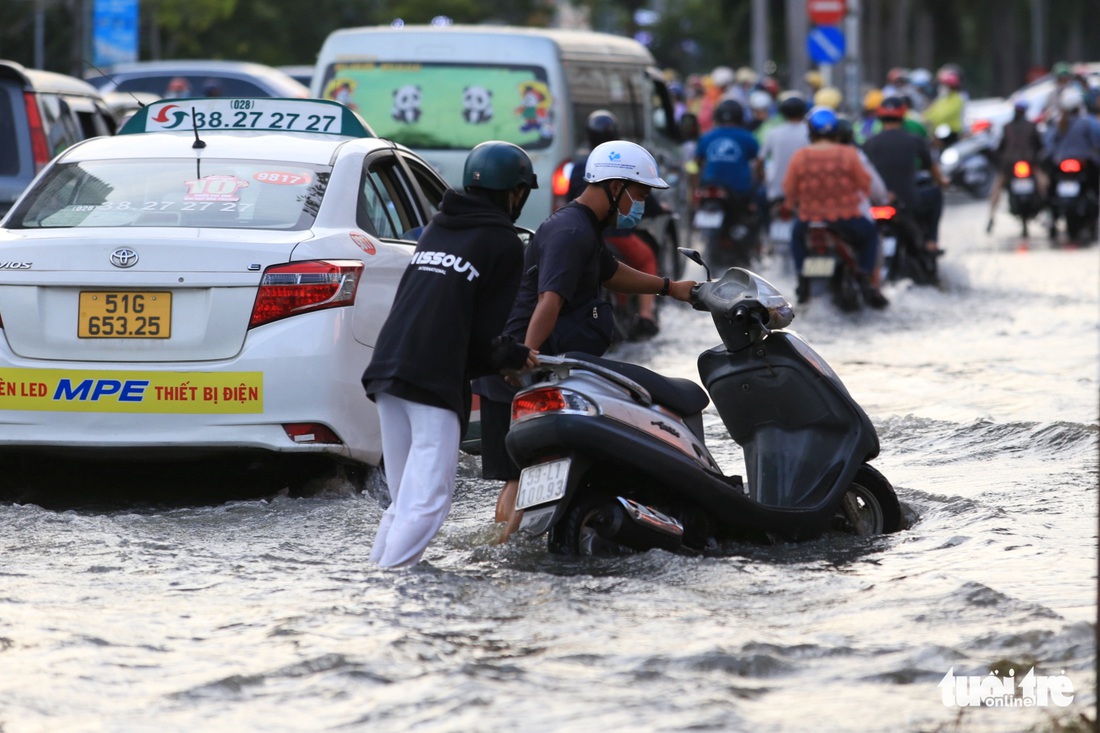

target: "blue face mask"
[616,188,645,229]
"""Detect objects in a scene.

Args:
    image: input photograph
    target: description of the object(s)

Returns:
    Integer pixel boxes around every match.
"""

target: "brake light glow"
[550,159,574,212]
[1060,159,1082,173]
[283,423,343,444]
[870,205,896,220]
[23,92,50,172]
[1013,161,1032,178]
[249,259,362,328]
[512,386,597,421]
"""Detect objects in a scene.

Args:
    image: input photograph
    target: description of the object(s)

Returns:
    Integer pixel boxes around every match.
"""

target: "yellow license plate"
[78,291,171,338]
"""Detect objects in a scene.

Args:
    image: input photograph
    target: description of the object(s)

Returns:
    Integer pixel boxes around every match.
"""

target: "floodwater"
[0,198,1095,733]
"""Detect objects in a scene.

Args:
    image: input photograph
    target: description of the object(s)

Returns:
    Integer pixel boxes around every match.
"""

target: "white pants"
[371,393,461,568]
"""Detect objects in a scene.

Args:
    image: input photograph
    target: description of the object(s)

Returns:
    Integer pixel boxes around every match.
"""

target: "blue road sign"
[807,25,846,64]
[93,0,139,67]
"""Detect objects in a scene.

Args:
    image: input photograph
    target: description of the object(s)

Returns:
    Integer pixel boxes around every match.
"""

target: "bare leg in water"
[495,479,523,543]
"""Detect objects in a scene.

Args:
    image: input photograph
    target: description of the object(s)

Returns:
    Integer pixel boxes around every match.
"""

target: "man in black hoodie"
[361,141,538,569]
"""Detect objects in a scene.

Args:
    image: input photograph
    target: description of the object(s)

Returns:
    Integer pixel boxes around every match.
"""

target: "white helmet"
[748,89,772,110]
[710,66,735,88]
[1059,86,1084,111]
[584,141,669,189]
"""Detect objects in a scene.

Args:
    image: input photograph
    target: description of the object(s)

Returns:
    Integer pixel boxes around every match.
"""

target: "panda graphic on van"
[391,84,422,123]
[462,86,493,124]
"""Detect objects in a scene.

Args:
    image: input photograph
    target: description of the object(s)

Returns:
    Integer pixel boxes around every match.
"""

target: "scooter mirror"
[678,247,710,280]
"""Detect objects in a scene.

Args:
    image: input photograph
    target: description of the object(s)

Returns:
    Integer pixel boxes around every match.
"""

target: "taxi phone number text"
[188,111,338,132]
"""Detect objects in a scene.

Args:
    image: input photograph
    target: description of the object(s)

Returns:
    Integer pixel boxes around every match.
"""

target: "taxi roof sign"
[119,97,374,138]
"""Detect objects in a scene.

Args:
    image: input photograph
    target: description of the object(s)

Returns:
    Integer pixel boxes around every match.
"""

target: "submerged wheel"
[833,464,902,536]
[833,267,861,312]
[548,492,634,556]
[905,250,939,286]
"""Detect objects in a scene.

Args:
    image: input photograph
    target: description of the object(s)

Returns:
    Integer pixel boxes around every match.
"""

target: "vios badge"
[110,248,139,268]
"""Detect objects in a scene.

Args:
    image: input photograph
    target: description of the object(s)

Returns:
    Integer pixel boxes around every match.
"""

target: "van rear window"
[319,62,553,150]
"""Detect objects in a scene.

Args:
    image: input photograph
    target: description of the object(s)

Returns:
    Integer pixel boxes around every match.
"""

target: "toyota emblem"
[110,248,139,268]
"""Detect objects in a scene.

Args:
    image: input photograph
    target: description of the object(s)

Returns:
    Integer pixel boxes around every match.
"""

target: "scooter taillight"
[512,387,596,421]
[870,205,896,221]
[693,185,728,206]
[1013,161,1031,178]
[1060,159,1082,174]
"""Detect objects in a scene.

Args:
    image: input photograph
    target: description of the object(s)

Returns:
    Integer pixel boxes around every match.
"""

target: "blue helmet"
[807,107,838,135]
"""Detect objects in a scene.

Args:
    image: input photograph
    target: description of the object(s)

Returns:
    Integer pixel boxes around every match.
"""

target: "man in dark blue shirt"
[695,99,761,196]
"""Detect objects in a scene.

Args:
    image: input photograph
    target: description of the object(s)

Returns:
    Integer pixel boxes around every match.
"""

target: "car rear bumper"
[0,308,381,466]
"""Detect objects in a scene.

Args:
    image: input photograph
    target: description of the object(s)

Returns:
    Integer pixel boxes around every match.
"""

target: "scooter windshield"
[703,268,794,329]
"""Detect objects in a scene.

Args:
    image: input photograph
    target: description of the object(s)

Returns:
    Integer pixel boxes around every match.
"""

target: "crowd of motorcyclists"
[675,60,1100,307]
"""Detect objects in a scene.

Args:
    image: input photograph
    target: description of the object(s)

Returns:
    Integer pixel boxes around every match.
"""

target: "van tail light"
[550,158,574,212]
[870,205,896,221]
[1013,161,1031,178]
[512,386,596,421]
[249,259,363,329]
[23,92,51,172]
[1060,158,1082,174]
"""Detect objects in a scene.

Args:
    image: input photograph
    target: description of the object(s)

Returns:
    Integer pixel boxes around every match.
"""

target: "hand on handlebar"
[668,279,698,302]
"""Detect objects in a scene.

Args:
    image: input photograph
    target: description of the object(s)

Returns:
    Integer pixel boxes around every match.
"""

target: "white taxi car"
[0,97,449,480]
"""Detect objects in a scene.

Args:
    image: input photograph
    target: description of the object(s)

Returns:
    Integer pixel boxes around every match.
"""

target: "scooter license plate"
[1057,180,1081,197]
[881,236,897,257]
[693,210,723,229]
[516,458,571,510]
[801,256,836,278]
[1010,178,1035,195]
[768,220,793,242]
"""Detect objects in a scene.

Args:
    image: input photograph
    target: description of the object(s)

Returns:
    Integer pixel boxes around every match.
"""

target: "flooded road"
[0,197,1095,732]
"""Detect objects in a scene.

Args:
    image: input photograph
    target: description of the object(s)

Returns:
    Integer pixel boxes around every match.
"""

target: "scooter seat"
[562,352,711,416]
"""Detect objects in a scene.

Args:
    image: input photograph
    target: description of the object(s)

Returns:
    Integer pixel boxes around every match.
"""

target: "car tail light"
[283,423,343,444]
[23,92,51,172]
[550,159,573,212]
[870,205,896,220]
[1013,161,1032,178]
[249,259,362,329]
[1060,159,1082,174]
[512,386,596,421]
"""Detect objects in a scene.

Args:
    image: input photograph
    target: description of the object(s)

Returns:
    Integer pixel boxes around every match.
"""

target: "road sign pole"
[843,0,861,116]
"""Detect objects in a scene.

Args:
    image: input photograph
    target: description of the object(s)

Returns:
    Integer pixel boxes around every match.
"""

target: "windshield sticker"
[516,81,552,137]
[321,62,554,150]
[184,175,249,202]
[253,171,313,186]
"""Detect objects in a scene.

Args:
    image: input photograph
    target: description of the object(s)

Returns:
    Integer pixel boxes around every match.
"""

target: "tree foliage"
[0,0,1092,97]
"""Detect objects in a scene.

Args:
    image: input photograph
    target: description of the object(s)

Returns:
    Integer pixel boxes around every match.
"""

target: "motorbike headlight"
[940,148,959,167]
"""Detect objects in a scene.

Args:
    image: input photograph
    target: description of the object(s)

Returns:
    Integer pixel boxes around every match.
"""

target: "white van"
[310,24,683,232]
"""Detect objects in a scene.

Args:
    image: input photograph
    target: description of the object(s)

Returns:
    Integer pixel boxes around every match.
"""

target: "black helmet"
[586,109,620,148]
[714,99,744,125]
[777,92,808,120]
[835,116,854,145]
[463,141,539,191]
[877,95,908,120]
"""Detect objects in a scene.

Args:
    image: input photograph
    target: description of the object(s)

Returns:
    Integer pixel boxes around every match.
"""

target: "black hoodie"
[362,189,527,427]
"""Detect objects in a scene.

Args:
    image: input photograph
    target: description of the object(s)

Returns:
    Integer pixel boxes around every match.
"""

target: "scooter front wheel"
[833,464,902,535]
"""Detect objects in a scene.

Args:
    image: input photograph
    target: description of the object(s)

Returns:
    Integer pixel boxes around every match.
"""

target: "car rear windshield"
[6,159,328,230]
[318,62,553,151]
